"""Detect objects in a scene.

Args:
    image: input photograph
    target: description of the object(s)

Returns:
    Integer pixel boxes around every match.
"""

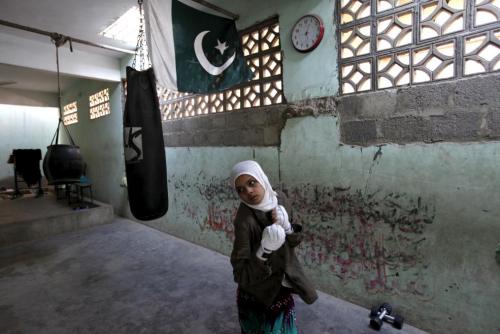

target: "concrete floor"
[0,218,429,334]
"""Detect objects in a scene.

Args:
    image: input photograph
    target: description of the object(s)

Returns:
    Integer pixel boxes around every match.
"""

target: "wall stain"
[373,145,383,162]
[365,145,384,193]
[286,184,435,298]
[177,177,435,298]
[175,177,237,243]
[202,205,237,242]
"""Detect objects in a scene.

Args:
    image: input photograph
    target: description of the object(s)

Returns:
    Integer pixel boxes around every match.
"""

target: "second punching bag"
[123,66,168,220]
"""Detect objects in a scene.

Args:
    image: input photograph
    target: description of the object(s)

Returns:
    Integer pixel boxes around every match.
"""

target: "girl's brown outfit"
[230,191,318,307]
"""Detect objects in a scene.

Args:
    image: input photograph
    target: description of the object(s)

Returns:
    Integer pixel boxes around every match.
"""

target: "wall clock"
[291,14,324,53]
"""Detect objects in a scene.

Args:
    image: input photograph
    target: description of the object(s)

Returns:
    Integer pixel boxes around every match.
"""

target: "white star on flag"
[215,39,228,55]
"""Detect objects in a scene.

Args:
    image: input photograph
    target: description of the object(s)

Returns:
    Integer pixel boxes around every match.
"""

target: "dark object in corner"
[11,149,43,197]
[123,66,168,220]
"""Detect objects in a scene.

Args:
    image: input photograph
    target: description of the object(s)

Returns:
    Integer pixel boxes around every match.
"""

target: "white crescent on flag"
[194,31,236,76]
[145,0,253,92]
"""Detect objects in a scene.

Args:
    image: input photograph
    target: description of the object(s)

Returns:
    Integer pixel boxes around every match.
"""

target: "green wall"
[122,115,498,334]
[61,80,127,213]
[0,104,59,186]
[280,116,500,333]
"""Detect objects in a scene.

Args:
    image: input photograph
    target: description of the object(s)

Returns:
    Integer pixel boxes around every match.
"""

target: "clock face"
[291,15,324,52]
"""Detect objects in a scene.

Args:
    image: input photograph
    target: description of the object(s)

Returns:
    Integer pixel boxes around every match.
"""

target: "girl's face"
[235,174,265,205]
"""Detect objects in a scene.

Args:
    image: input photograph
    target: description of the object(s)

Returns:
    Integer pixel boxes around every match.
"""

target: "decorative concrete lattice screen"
[158,17,284,120]
[63,101,78,125]
[89,88,111,119]
[338,0,500,94]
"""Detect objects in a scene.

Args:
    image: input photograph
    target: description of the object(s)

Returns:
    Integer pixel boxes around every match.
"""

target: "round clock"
[291,14,324,53]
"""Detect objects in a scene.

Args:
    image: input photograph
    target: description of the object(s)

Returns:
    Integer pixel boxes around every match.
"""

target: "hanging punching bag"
[123,66,168,220]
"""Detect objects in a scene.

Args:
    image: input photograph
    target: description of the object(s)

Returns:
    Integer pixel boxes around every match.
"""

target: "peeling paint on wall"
[285,185,435,298]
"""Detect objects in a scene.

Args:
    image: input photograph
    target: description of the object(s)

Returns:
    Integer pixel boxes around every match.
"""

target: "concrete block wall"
[162,97,338,147]
[339,73,500,146]
[163,105,287,147]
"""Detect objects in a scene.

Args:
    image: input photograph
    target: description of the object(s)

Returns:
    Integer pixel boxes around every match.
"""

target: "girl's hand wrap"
[256,224,286,261]
[274,205,293,234]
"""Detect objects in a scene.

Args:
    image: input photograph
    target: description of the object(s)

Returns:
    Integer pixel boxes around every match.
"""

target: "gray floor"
[0,218,429,334]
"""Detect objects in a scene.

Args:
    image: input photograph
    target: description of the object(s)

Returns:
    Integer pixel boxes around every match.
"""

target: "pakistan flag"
[144,0,254,93]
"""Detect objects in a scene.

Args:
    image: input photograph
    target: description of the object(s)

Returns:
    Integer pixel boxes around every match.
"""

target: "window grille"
[63,101,78,125]
[158,17,284,120]
[338,0,500,95]
[89,88,111,119]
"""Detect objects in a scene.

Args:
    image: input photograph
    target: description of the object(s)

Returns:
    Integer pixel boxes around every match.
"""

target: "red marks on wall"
[202,204,237,242]
[287,185,434,297]
[189,179,433,297]
[178,179,238,242]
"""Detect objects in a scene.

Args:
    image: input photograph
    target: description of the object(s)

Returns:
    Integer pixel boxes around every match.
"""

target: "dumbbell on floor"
[369,303,404,330]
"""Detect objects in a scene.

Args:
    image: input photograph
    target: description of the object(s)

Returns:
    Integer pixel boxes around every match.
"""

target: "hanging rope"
[132,0,151,71]
[49,33,76,146]
[55,37,63,120]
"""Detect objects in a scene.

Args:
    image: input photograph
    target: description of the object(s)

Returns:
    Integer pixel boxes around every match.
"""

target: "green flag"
[145,0,254,93]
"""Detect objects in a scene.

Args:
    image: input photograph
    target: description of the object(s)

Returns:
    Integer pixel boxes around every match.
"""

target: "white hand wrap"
[275,205,293,234]
[256,224,286,261]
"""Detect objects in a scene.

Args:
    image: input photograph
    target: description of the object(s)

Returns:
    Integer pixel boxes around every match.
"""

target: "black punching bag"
[123,66,168,220]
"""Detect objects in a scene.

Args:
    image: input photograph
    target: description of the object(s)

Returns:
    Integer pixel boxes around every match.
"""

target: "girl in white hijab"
[231,160,292,234]
[230,160,317,334]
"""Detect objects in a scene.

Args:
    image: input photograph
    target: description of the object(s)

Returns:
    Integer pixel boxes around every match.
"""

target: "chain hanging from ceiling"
[49,33,76,146]
[132,0,151,71]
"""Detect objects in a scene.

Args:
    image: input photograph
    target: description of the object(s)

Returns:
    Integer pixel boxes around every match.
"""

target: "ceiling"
[0,63,80,93]
[0,0,138,94]
[0,0,247,95]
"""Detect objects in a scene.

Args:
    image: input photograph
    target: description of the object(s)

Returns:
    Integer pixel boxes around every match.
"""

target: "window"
[158,17,284,120]
[63,101,78,125]
[99,6,140,46]
[89,88,111,119]
[338,0,500,94]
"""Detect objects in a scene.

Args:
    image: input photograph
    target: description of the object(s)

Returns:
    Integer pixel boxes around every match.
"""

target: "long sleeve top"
[230,191,318,307]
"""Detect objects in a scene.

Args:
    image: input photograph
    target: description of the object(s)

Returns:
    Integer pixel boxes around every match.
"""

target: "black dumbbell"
[369,303,404,330]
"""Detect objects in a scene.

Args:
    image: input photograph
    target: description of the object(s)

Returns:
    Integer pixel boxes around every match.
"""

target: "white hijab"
[231,160,278,212]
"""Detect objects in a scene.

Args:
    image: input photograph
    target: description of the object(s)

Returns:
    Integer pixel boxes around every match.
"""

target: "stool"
[54,184,69,200]
[75,182,93,204]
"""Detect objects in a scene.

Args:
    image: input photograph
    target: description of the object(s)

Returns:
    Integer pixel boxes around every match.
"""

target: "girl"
[230,160,318,334]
